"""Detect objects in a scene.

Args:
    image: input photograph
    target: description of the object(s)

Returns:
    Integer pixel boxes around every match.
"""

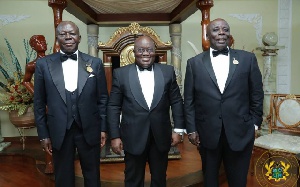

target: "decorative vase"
[9,107,35,128]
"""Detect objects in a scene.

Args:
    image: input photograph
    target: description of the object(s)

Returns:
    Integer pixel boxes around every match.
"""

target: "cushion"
[254,133,300,154]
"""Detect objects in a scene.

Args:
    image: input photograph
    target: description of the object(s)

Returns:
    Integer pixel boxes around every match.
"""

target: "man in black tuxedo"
[184,18,264,187]
[107,35,185,187]
[34,21,108,187]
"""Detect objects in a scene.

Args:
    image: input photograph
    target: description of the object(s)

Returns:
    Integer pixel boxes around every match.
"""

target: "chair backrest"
[98,22,173,94]
[268,94,300,134]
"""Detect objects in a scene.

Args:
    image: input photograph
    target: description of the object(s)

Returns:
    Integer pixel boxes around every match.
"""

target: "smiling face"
[134,36,156,69]
[56,21,81,54]
[207,19,230,50]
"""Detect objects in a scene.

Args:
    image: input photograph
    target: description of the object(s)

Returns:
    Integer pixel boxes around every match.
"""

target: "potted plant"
[0,38,35,127]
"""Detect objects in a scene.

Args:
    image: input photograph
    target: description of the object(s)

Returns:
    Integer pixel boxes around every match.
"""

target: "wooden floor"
[0,136,265,187]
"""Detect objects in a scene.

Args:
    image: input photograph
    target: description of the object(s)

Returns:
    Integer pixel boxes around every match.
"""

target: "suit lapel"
[48,53,66,104]
[203,51,218,88]
[150,65,164,111]
[77,52,91,96]
[129,65,149,111]
[223,49,238,92]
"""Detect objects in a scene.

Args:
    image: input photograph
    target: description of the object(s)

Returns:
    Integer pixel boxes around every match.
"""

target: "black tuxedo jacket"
[107,63,184,155]
[34,52,108,150]
[184,49,264,151]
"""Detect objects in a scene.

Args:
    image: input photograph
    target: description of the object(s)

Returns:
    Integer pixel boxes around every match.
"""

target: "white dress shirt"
[210,47,230,94]
[61,50,78,92]
[136,65,185,134]
[136,65,154,109]
[209,48,258,130]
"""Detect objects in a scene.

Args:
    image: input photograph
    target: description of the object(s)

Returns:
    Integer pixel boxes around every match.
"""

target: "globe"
[262,32,278,46]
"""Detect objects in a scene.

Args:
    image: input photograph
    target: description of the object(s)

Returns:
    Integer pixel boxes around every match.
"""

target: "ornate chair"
[252,94,300,186]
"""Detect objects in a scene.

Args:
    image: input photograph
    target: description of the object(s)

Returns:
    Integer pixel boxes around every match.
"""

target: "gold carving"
[255,149,299,187]
[285,94,296,100]
[120,44,135,67]
[98,22,172,48]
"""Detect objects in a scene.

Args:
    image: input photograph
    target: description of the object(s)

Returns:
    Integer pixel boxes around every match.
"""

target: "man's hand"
[100,132,107,148]
[171,132,182,146]
[111,138,123,155]
[40,138,52,155]
[188,132,200,147]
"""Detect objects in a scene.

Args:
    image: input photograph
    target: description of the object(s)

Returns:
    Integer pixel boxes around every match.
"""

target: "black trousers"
[124,130,169,187]
[199,126,254,187]
[52,122,101,187]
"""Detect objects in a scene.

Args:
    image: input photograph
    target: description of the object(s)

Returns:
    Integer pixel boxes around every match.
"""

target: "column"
[87,24,99,57]
[169,24,183,93]
[48,0,67,53]
[256,44,284,134]
[196,0,214,51]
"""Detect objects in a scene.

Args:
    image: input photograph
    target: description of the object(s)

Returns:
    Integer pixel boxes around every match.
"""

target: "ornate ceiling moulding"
[66,0,198,25]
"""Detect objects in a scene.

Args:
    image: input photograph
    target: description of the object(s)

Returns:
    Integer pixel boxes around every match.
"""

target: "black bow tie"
[60,53,77,62]
[137,65,152,71]
[212,48,229,57]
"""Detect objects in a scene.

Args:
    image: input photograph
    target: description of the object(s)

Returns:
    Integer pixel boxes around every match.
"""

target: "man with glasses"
[107,35,184,187]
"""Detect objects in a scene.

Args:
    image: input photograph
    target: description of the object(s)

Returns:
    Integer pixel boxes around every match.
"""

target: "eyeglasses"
[136,48,155,54]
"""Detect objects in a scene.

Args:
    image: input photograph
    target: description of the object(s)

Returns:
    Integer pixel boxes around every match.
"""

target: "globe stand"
[256,32,284,135]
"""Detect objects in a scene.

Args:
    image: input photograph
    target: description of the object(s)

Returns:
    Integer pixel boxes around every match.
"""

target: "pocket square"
[88,74,95,78]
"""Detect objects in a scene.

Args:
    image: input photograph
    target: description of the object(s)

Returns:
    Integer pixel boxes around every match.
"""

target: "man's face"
[56,22,81,54]
[134,36,156,68]
[207,19,230,50]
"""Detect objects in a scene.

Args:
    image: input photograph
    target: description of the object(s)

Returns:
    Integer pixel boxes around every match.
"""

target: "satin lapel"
[48,53,66,104]
[224,49,238,92]
[129,65,149,111]
[203,51,218,88]
[150,65,164,111]
[77,52,91,96]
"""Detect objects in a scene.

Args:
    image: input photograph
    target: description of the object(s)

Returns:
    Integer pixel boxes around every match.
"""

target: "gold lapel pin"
[86,64,93,73]
[233,58,239,65]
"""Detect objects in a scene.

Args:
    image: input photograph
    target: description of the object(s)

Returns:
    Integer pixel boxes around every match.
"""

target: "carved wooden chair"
[252,94,300,186]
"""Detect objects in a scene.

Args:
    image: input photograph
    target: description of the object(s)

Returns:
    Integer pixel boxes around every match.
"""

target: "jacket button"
[219,115,222,119]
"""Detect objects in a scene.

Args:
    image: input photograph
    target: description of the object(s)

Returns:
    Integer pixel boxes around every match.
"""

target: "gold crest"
[86,64,93,73]
[255,149,299,187]
[233,58,239,65]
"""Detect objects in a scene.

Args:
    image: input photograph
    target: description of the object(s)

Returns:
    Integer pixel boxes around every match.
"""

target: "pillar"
[48,0,67,53]
[256,43,284,134]
[87,24,99,57]
[169,23,183,93]
[196,0,214,51]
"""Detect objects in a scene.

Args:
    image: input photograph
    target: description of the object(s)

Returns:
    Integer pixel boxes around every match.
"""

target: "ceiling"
[66,0,199,26]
